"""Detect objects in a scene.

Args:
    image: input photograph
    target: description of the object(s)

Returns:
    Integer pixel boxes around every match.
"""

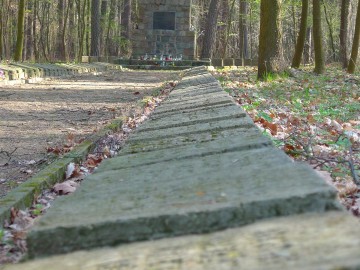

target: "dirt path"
[0,70,179,198]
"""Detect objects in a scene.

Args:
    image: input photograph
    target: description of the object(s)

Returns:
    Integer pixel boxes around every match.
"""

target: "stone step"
[6,212,360,270]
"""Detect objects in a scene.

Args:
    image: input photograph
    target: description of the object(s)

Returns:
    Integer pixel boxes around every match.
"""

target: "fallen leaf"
[66,163,75,179]
[345,131,359,144]
[53,180,78,195]
[331,120,343,132]
[262,121,278,135]
[67,133,75,143]
[306,114,316,124]
[284,144,295,153]
[10,211,33,231]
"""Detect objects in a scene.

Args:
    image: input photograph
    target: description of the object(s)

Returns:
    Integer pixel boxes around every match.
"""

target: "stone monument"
[132,0,195,60]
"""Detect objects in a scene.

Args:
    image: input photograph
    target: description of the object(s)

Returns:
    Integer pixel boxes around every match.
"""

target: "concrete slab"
[106,135,274,169]
[137,105,247,132]
[170,81,220,92]
[127,116,254,143]
[154,95,234,115]
[26,147,337,257]
[6,212,360,270]
[164,90,228,105]
[151,102,236,118]
[121,126,262,154]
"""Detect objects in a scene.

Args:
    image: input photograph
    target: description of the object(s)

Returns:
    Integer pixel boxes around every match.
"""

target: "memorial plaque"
[153,12,175,30]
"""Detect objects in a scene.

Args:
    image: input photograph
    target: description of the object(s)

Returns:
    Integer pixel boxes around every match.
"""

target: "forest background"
[0,0,359,76]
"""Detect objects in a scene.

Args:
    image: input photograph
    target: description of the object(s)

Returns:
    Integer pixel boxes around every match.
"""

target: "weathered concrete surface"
[120,126,271,156]
[23,66,349,262]
[5,212,360,270]
[136,104,247,132]
[128,117,254,143]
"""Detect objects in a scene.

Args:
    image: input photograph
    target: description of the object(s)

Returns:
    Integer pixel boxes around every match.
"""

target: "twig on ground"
[0,148,18,166]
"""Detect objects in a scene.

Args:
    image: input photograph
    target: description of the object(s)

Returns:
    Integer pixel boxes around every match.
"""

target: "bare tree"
[201,0,220,59]
[91,0,100,56]
[291,0,308,68]
[14,0,26,61]
[239,0,249,64]
[347,0,360,73]
[313,0,325,74]
[257,0,284,79]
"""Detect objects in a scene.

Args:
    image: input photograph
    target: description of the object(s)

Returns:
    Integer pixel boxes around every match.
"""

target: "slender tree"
[33,0,39,61]
[14,0,26,61]
[313,0,325,74]
[121,0,132,55]
[340,0,350,68]
[0,0,3,60]
[57,0,66,61]
[239,0,249,64]
[201,0,220,59]
[90,0,100,56]
[348,0,360,73]
[322,0,336,62]
[291,0,308,68]
[257,0,284,79]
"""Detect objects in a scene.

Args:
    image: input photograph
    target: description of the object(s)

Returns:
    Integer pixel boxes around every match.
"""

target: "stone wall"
[132,0,195,59]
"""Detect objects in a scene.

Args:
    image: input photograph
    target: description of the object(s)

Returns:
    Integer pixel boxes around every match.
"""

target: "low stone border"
[0,62,122,82]
[0,118,124,226]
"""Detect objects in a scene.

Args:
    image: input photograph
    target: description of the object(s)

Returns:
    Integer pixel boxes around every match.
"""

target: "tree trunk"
[313,0,325,74]
[121,0,132,56]
[100,0,107,55]
[122,0,132,40]
[85,0,91,56]
[106,0,116,56]
[201,0,220,59]
[57,0,66,61]
[218,0,229,57]
[14,0,26,61]
[347,0,360,73]
[304,26,312,64]
[0,0,3,60]
[322,0,336,62]
[291,0,308,68]
[257,0,284,80]
[24,0,34,61]
[33,0,39,61]
[239,0,248,64]
[340,0,350,68]
[91,0,100,56]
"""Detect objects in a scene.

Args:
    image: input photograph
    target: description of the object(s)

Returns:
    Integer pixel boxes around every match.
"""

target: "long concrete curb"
[24,66,344,259]
[3,66,360,270]
[0,118,124,226]
[0,62,122,83]
[4,211,360,270]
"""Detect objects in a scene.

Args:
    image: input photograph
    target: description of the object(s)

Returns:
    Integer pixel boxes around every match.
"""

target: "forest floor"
[0,69,179,198]
[211,64,360,215]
